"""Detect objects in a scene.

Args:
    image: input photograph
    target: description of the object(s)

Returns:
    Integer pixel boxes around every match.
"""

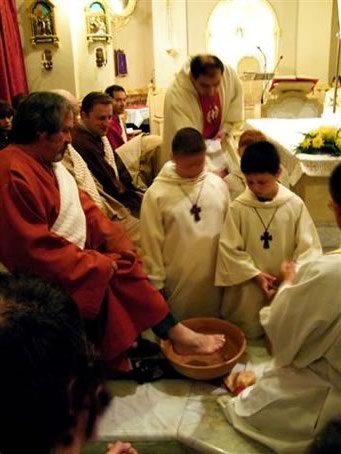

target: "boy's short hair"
[241,141,280,175]
[172,127,206,156]
[239,129,267,151]
[330,163,341,207]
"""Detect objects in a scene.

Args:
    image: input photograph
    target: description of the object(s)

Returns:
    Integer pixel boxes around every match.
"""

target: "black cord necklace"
[178,178,206,222]
[253,207,278,249]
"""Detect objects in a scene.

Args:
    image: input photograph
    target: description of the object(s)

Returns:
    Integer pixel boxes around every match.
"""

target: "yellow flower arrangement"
[296,125,341,156]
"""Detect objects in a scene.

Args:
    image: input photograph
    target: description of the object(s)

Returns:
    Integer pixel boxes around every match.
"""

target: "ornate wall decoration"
[28,0,59,46]
[110,0,137,31]
[85,1,112,43]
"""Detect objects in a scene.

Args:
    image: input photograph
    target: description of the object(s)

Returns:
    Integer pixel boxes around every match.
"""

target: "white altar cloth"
[246,118,341,185]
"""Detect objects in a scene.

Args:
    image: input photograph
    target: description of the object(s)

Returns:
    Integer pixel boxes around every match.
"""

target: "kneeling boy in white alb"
[215,141,322,338]
[141,127,230,320]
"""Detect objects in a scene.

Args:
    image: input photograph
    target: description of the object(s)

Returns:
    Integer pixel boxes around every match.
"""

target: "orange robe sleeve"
[0,172,113,319]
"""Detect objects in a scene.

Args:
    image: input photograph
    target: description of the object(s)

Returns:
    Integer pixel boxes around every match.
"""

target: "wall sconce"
[96,47,107,67]
[41,49,53,71]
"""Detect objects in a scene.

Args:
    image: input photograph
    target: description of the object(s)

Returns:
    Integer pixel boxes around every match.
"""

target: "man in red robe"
[106,85,127,150]
[105,85,161,187]
[0,92,224,372]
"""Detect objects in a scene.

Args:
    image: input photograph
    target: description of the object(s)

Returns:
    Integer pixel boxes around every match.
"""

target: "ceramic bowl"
[161,317,246,381]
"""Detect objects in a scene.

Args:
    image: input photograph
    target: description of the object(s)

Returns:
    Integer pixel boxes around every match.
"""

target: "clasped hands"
[254,260,297,300]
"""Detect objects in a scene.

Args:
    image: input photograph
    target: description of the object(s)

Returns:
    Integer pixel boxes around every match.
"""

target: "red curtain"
[0,0,28,102]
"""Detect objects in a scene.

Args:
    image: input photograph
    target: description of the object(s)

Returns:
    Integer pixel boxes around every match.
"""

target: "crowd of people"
[0,54,340,453]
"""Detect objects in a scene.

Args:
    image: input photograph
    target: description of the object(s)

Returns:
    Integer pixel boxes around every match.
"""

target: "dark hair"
[0,273,109,454]
[0,100,14,119]
[81,91,113,114]
[172,127,206,156]
[330,163,341,207]
[11,92,73,144]
[308,416,341,453]
[11,93,28,111]
[241,141,281,175]
[105,85,126,98]
[190,55,224,80]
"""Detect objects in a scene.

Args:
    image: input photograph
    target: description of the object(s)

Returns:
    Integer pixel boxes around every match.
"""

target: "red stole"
[199,93,221,139]
[107,115,125,150]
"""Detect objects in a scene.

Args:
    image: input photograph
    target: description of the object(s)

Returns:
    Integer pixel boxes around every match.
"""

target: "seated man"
[0,92,224,374]
[105,84,161,188]
[72,92,142,217]
[0,272,137,454]
[161,54,244,174]
[52,89,141,249]
[219,164,341,452]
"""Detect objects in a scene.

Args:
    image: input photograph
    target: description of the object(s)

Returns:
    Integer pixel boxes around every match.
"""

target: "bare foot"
[168,323,225,355]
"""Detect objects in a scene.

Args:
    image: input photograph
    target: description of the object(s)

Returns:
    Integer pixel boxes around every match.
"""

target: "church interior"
[1,0,341,453]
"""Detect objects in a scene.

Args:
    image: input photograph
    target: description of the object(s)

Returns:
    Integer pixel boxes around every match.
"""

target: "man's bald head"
[50,89,79,115]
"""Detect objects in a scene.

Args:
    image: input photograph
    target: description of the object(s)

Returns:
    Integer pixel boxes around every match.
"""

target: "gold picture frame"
[28,0,59,46]
[85,1,112,44]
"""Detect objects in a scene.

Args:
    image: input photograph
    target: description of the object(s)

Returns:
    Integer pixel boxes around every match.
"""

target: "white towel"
[51,162,87,249]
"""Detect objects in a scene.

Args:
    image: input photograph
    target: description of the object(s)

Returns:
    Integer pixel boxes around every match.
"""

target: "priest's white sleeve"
[140,190,166,290]
[260,257,339,367]
[215,204,260,286]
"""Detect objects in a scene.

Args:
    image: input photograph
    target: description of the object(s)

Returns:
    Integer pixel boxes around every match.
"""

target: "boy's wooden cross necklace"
[178,178,206,222]
[253,207,278,249]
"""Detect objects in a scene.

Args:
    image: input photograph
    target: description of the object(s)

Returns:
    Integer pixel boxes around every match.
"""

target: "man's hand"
[212,168,229,179]
[214,129,226,141]
[254,272,278,300]
[279,260,297,284]
[111,250,136,277]
[112,261,118,274]
[106,441,138,454]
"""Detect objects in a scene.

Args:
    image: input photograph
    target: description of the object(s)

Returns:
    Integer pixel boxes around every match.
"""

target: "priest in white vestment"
[218,163,341,453]
[161,55,244,173]
[141,128,230,320]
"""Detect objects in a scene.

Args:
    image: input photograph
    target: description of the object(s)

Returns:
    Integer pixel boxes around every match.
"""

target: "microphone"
[257,46,267,71]
[257,46,267,104]
[260,55,284,104]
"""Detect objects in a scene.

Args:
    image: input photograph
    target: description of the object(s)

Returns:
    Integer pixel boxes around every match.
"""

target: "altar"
[246,117,341,248]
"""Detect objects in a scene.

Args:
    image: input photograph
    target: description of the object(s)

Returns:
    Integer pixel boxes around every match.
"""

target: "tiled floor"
[83,342,272,454]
